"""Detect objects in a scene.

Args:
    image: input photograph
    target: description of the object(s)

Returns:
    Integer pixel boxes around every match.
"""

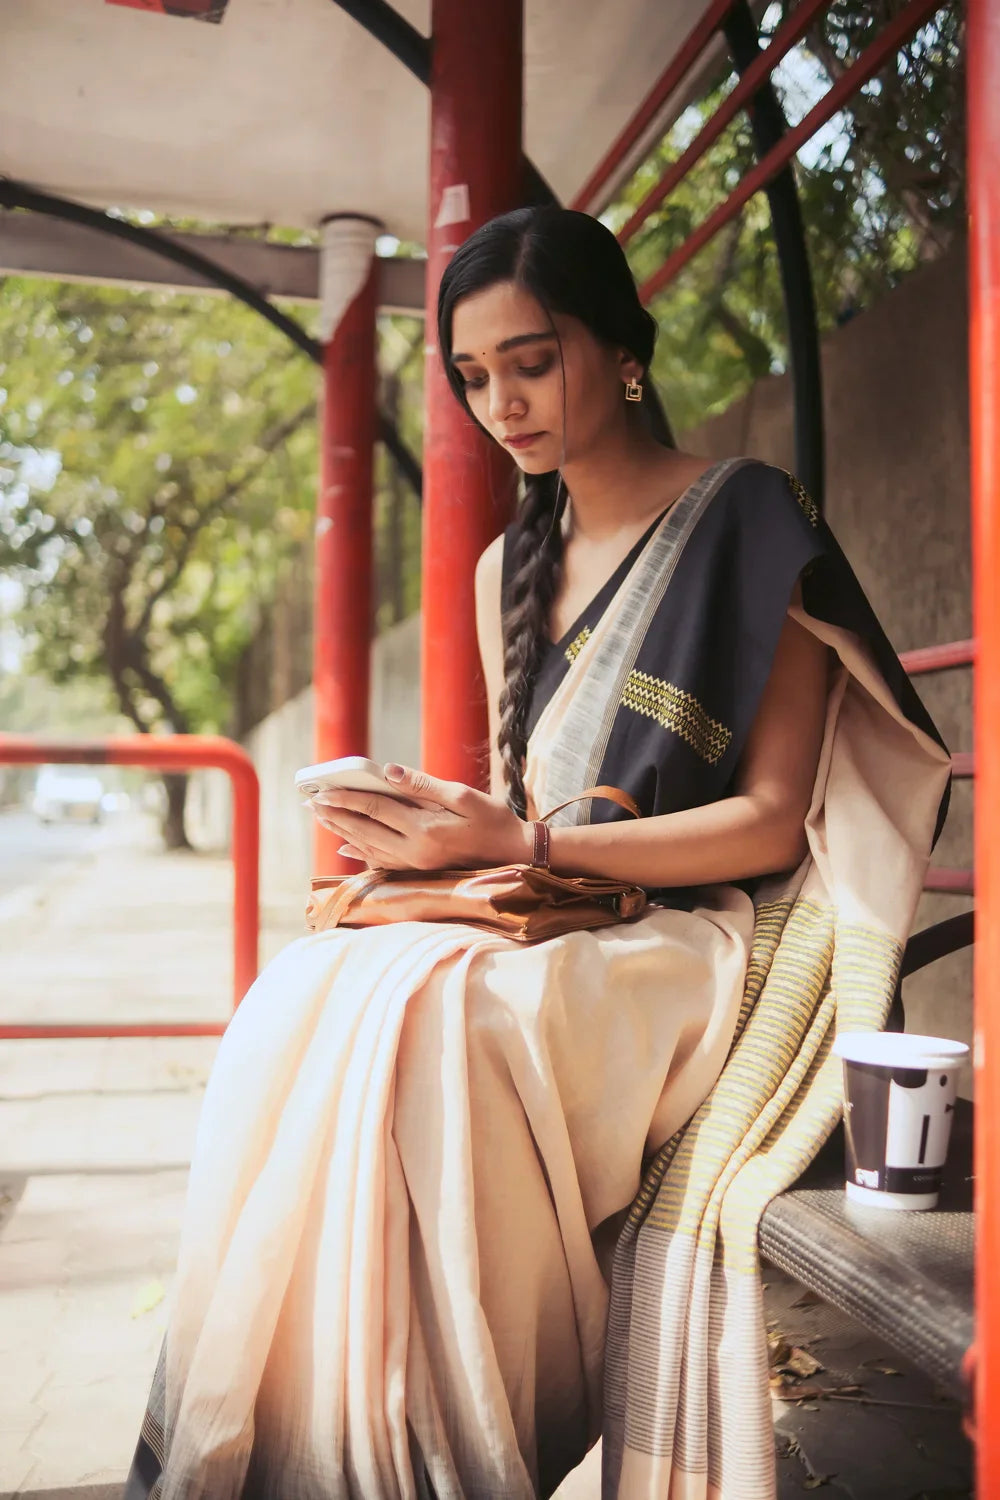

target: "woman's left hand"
[309,763,533,871]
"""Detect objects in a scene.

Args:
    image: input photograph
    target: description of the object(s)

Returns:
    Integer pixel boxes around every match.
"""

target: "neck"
[558,420,677,541]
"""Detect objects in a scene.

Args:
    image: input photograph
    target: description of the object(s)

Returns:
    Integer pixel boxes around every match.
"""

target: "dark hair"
[437,206,673,816]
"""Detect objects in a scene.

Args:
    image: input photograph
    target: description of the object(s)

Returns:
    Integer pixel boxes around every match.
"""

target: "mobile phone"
[294,755,407,800]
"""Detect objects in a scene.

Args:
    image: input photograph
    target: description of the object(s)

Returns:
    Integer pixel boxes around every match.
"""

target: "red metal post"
[314,215,380,868]
[969,0,1000,1481]
[421,0,523,787]
[0,733,259,1029]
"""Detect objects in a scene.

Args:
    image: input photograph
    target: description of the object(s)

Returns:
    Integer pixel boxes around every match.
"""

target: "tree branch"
[132,398,315,638]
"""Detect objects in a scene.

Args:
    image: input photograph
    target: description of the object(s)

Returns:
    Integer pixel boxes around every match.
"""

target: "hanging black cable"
[723,1,825,509]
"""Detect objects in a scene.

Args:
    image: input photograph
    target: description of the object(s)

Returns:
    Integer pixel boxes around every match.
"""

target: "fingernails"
[338,846,363,859]
[384,763,405,782]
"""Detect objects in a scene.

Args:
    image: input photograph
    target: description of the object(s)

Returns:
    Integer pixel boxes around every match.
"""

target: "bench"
[759,910,975,1402]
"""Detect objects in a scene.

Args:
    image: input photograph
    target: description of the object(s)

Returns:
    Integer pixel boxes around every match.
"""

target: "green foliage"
[0,275,318,737]
[605,4,964,433]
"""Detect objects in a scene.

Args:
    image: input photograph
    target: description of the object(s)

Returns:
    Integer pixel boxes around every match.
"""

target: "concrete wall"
[681,239,972,1078]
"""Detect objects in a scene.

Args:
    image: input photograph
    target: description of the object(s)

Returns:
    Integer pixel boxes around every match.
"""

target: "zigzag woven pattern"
[622,670,732,765]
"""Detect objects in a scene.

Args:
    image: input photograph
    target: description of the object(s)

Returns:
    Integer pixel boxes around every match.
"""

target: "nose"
[488,377,526,426]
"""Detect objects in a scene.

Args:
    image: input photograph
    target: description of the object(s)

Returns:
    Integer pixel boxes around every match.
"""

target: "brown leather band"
[324,867,386,927]
[530,820,551,870]
[540,784,641,824]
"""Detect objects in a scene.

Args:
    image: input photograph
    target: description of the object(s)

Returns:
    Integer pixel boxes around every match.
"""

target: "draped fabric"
[126,461,949,1499]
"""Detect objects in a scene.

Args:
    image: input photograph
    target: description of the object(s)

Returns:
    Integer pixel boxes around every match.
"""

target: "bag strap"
[322,867,387,928]
[540,784,641,823]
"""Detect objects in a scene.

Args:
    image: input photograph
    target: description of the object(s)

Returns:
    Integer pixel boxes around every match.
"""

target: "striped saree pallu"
[596,617,951,1499]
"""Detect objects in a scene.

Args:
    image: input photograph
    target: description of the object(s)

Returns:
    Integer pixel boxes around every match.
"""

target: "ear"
[617,348,643,386]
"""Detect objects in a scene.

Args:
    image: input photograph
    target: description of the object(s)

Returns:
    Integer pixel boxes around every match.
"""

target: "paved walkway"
[0,819,304,1498]
[0,819,972,1498]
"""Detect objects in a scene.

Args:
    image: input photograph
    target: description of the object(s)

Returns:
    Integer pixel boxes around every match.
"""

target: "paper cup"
[833,1031,969,1210]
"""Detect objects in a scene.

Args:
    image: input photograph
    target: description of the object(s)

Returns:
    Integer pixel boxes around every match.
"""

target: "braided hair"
[437,207,673,816]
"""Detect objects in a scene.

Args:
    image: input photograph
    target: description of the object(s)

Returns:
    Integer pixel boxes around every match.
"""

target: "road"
[0,805,132,906]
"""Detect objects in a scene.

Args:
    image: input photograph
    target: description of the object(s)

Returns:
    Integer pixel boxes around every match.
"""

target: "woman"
[127,208,950,1500]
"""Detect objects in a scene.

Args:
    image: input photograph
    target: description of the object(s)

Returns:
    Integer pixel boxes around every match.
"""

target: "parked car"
[32,767,105,825]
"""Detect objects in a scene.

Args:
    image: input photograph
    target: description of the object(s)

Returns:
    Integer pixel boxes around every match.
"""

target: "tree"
[604,4,964,433]
[0,274,318,845]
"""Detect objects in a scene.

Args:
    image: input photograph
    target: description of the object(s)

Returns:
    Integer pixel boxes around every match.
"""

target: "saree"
[126,460,951,1500]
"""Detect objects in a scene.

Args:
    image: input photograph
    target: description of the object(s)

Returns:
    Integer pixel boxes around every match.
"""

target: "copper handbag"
[305,787,647,944]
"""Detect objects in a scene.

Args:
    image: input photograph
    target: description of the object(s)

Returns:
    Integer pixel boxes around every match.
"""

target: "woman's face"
[448,280,639,474]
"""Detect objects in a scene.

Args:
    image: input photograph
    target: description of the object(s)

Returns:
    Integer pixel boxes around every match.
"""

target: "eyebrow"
[451,331,558,364]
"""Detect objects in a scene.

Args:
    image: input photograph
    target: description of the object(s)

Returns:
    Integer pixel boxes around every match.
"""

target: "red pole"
[421,0,523,788]
[969,0,1000,1480]
[314,216,379,868]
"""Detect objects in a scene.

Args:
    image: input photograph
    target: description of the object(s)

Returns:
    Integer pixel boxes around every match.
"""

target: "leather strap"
[529,820,551,870]
[540,784,641,823]
[324,867,386,927]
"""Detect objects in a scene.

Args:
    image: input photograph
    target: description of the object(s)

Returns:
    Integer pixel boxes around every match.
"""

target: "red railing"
[634,0,943,304]
[574,0,945,316]
[0,734,259,1037]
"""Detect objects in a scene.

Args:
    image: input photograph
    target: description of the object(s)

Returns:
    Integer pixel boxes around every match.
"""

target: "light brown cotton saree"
[125,462,950,1500]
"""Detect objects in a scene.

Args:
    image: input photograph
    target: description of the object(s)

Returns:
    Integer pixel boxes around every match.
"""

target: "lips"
[504,432,544,450]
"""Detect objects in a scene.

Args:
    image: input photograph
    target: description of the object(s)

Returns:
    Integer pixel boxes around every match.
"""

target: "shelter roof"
[1,0,715,240]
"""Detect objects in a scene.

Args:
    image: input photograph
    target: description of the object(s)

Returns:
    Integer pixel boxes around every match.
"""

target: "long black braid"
[437,207,674,815]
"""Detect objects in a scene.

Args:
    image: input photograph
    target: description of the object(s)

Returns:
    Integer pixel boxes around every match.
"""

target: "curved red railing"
[0,733,259,1037]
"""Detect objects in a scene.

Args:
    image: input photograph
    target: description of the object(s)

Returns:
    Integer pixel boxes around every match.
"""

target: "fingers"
[312,787,414,834]
[383,764,472,813]
[315,806,403,858]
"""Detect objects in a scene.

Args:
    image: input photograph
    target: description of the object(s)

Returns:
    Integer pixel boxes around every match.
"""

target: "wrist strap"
[529,820,551,870]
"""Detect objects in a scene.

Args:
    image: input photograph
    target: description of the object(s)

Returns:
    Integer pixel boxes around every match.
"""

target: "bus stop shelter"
[1,0,999,1491]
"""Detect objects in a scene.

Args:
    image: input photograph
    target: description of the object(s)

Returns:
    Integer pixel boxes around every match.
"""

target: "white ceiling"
[0,0,715,240]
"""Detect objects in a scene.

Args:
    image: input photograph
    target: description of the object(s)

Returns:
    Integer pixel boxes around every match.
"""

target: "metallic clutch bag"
[305,786,647,944]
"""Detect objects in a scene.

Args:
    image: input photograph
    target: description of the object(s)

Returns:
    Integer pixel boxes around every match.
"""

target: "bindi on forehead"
[450,329,559,365]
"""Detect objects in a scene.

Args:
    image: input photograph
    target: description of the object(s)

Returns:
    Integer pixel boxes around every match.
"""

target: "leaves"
[605,8,963,434]
[0,276,319,741]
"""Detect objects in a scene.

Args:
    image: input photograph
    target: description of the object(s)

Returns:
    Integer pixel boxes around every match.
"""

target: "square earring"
[625,379,643,402]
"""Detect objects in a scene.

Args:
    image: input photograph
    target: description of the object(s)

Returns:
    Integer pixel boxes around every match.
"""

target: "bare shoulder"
[475,532,505,592]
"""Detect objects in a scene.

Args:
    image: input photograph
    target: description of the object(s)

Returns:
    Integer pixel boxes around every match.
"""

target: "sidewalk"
[0,821,305,1498]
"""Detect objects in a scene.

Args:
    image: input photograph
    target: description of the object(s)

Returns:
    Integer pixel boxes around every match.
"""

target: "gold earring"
[625,379,643,403]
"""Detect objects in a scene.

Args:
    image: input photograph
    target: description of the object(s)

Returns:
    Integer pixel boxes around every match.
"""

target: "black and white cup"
[832,1031,969,1210]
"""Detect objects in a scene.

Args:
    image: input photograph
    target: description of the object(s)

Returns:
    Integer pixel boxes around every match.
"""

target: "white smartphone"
[294,755,408,800]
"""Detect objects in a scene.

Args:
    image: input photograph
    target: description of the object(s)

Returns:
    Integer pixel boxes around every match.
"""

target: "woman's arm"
[549,589,829,885]
[474,534,507,799]
[314,586,831,887]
